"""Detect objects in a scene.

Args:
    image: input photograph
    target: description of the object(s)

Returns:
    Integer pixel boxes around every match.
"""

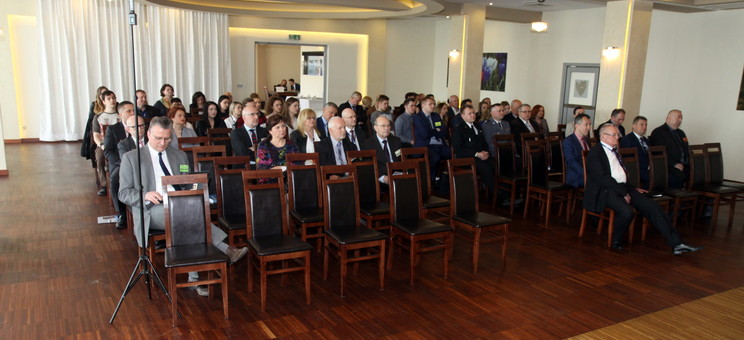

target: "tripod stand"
[109,0,178,324]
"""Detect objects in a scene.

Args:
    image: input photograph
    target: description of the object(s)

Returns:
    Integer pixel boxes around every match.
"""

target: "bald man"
[317,116,356,166]
[649,109,689,189]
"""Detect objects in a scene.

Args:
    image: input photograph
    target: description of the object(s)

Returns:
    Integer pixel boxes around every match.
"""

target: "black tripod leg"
[110,256,146,324]
[143,256,182,319]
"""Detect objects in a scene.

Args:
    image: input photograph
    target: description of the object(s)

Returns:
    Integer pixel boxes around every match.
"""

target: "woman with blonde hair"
[289,108,321,154]
[224,101,244,129]
[81,86,108,162]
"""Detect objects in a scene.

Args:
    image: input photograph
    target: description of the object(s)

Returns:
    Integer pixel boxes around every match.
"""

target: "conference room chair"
[688,144,738,227]
[522,140,572,229]
[648,146,699,228]
[321,165,386,297]
[242,169,312,312]
[492,134,527,215]
[448,158,510,274]
[207,128,233,156]
[162,174,229,327]
[214,156,254,249]
[400,147,450,219]
[346,149,391,232]
[286,153,325,252]
[387,160,453,286]
[618,147,670,242]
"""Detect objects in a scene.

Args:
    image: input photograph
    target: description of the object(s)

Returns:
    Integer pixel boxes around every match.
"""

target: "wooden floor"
[1,143,743,339]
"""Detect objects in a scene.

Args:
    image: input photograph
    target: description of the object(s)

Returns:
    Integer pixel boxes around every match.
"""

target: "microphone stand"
[110,0,177,323]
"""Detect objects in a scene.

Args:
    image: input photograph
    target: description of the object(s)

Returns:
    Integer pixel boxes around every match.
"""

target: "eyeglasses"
[151,136,172,142]
[602,133,621,138]
[128,124,145,129]
[244,113,257,116]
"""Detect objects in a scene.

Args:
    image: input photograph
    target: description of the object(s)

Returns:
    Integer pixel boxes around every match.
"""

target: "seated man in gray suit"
[481,103,512,156]
[119,117,247,294]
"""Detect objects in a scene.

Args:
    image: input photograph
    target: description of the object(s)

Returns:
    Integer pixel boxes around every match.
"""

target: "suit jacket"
[563,133,587,188]
[481,118,511,155]
[316,116,331,139]
[361,134,402,177]
[117,136,147,159]
[510,118,541,156]
[137,105,160,119]
[503,113,517,122]
[649,124,689,171]
[317,137,356,166]
[289,83,300,92]
[337,101,368,132]
[452,122,488,159]
[103,122,127,172]
[412,112,448,148]
[344,126,369,151]
[119,146,189,247]
[596,120,626,139]
[619,133,650,188]
[195,118,227,137]
[231,125,269,160]
[583,144,633,213]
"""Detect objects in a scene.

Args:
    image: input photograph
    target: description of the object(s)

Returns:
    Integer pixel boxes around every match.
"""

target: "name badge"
[394,149,402,157]
[179,164,189,173]
[434,121,442,127]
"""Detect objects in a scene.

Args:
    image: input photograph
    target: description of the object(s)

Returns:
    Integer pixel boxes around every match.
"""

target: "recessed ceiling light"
[446,15,450,19]
[489,2,493,5]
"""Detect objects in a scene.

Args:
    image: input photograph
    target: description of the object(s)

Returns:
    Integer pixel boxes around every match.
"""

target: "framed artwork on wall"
[481,53,507,92]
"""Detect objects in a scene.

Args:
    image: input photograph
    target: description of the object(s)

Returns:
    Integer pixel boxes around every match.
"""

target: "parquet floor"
[1,143,743,339]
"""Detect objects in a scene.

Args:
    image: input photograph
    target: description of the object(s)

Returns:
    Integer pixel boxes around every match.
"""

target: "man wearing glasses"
[509,103,540,172]
[584,123,701,255]
[231,105,268,160]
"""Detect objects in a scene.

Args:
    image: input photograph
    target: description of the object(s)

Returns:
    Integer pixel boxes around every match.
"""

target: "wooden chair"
[242,169,312,312]
[648,146,698,228]
[522,140,572,229]
[321,165,386,297]
[400,147,450,219]
[519,132,540,173]
[207,128,233,156]
[704,143,744,195]
[177,136,209,171]
[162,174,229,327]
[193,145,227,219]
[387,161,454,286]
[689,144,738,227]
[448,158,510,274]
[286,153,325,252]
[347,150,390,232]
[618,147,670,242]
[545,135,565,183]
[214,157,254,249]
[492,134,527,215]
[557,124,567,136]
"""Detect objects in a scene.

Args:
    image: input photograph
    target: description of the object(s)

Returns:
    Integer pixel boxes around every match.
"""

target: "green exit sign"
[288,34,301,40]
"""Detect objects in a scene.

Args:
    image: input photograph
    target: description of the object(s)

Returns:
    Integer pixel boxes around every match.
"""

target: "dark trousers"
[109,167,126,215]
[427,144,452,180]
[475,157,496,192]
[605,189,681,247]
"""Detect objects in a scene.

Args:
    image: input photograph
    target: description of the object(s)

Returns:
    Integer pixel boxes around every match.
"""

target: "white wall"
[383,18,438,105]
[480,20,534,108]
[432,18,453,102]
[641,8,744,180]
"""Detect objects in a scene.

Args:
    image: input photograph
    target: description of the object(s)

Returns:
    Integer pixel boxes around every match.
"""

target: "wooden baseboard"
[4,139,21,144]
[4,139,76,144]
[0,170,8,176]
[21,138,40,143]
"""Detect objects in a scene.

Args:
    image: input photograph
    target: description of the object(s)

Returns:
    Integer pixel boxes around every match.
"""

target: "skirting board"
[0,170,8,176]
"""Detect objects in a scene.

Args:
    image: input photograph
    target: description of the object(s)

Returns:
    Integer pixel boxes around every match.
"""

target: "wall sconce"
[0,28,5,41]
[531,22,548,33]
[602,46,620,59]
[449,49,460,58]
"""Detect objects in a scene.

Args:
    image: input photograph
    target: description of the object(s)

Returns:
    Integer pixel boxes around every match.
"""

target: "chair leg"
[323,238,330,281]
[711,197,721,225]
[304,252,311,306]
[545,192,553,228]
[169,269,177,327]
[340,247,347,298]
[222,263,229,320]
[728,197,736,227]
[386,234,395,270]
[522,189,531,219]
[444,233,452,280]
[409,237,417,286]
[472,228,481,274]
[502,225,509,266]
[208,270,214,299]
[260,259,267,312]
[247,251,254,293]
[378,242,386,291]
[579,210,588,237]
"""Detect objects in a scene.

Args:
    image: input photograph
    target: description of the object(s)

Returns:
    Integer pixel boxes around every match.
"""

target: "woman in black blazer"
[289,108,321,154]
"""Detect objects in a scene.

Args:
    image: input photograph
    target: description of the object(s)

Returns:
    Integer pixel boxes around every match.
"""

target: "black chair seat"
[149,229,165,236]
[693,185,739,195]
[360,202,390,216]
[720,181,744,191]
[423,196,449,209]
[218,214,246,230]
[453,212,512,228]
[210,202,217,210]
[662,189,699,199]
[290,208,324,223]
[497,174,527,181]
[249,235,312,256]
[164,244,229,268]
[325,227,386,245]
[531,181,572,191]
[392,218,452,236]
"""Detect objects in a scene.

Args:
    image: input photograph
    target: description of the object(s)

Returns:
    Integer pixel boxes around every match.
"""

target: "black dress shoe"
[116,217,127,229]
[610,242,624,251]
[673,243,702,255]
[97,188,107,196]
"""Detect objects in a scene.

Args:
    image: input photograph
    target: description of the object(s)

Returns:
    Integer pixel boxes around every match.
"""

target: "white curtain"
[38,0,230,141]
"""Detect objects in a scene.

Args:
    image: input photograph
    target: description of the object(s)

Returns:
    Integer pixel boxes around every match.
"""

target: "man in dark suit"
[341,108,368,150]
[481,103,511,156]
[317,117,355,166]
[288,78,300,92]
[103,101,134,228]
[135,90,159,118]
[413,97,451,180]
[118,115,147,158]
[649,109,689,189]
[596,108,626,139]
[316,102,337,139]
[362,116,402,184]
[446,95,459,126]
[510,103,541,171]
[503,99,521,122]
[563,113,592,188]
[337,91,368,132]
[231,105,268,160]
[451,105,495,191]
[584,124,701,254]
[620,116,650,189]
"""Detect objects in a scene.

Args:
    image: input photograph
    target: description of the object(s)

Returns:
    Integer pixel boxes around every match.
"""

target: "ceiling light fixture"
[531,21,548,33]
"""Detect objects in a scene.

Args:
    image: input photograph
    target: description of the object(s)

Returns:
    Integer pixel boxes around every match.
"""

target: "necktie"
[640,136,649,152]
[159,152,171,176]
[336,141,347,165]
[139,139,144,148]
[470,123,478,135]
[580,137,589,151]
[497,121,502,130]
[350,129,357,144]
[525,120,535,133]
[249,129,258,145]
[382,140,392,162]
[612,148,627,174]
